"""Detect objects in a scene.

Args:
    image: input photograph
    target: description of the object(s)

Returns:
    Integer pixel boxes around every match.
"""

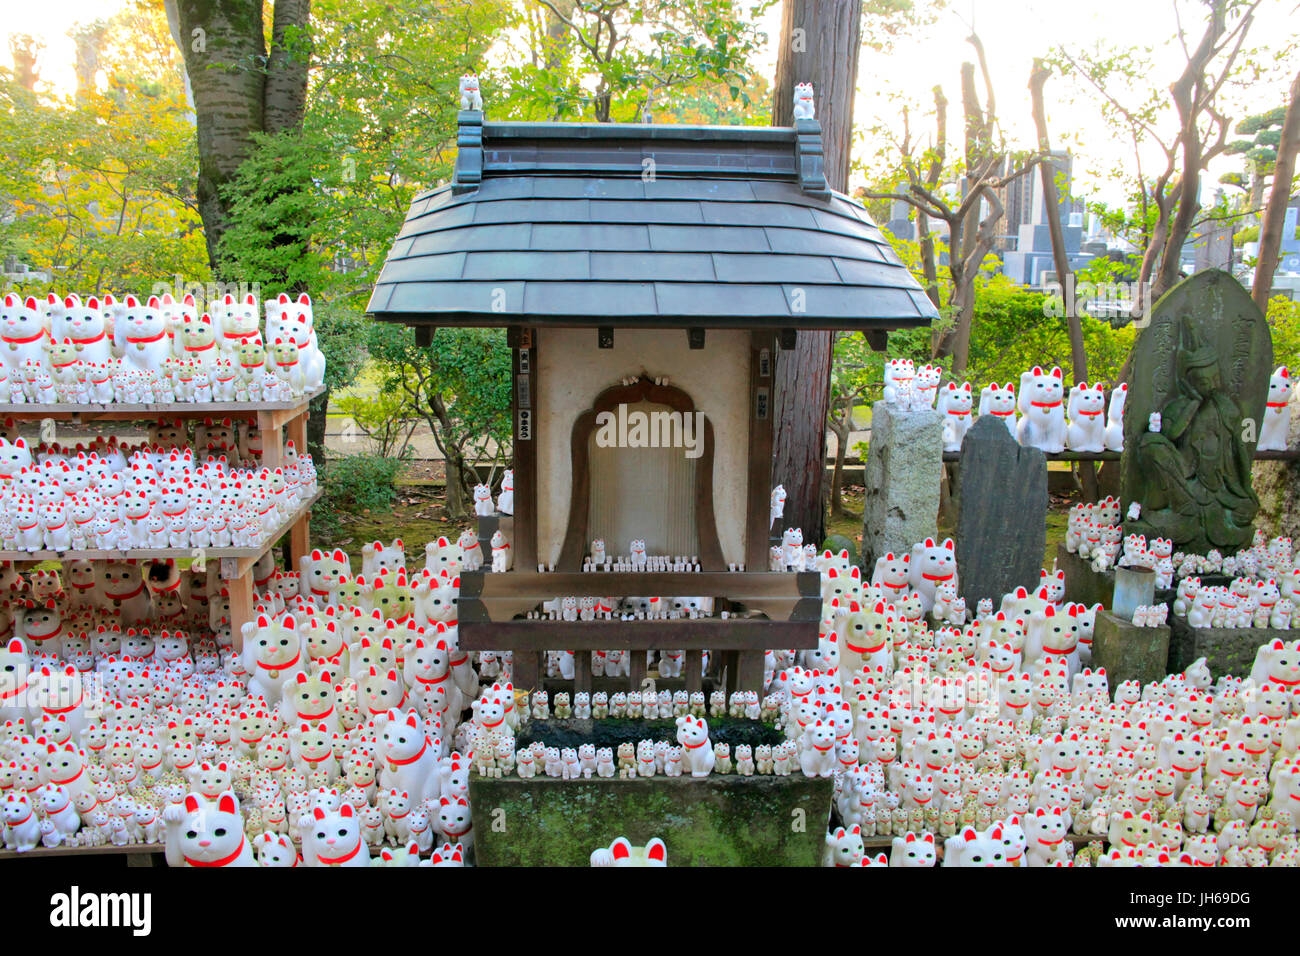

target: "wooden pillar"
[628,650,646,692]
[509,326,538,570]
[513,650,540,696]
[226,569,255,653]
[286,406,307,459]
[721,650,740,695]
[685,649,704,694]
[258,411,283,470]
[737,650,765,695]
[745,331,777,570]
[574,650,592,697]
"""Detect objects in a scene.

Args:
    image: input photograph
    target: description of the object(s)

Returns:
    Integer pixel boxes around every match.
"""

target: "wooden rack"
[457,570,821,695]
[0,389,324,648]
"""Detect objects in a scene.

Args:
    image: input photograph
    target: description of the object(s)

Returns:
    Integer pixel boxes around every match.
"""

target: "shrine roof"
[367,113,938,331]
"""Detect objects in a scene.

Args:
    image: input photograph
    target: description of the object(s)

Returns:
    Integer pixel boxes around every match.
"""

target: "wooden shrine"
[369,111,937,694]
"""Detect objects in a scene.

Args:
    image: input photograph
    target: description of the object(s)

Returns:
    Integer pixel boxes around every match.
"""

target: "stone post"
[860,401,942,574]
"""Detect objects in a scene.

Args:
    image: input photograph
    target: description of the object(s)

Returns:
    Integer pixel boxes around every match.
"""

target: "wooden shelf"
[459,617,819,651]
[0,490,321,573]
[944,447,1299,463]
[0,386,324,422]
[0,842,163,861]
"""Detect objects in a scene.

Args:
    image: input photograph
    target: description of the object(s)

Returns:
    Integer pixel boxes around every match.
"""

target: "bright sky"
[5,0,1296,207]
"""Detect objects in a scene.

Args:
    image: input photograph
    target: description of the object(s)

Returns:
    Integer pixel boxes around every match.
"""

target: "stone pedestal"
[860,402,942,573]
[1168,614,1279,677]
[1092,609,1170,687]
[1057,544,1115,609]
[955,415,1046,607]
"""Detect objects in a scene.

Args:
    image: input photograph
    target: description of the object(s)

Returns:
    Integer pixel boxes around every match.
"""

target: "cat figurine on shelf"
[116,295,172,373]
[490,530,512,572]
[1017,366,1066,453]
[459,73,483,110]
[979,382,1017,436]
[162,792,255,867]
[1065,382,1108,453]
[937,382,973,452]
[472,483,494,517]
[496,470,515,515]
[1104,383,1128,452]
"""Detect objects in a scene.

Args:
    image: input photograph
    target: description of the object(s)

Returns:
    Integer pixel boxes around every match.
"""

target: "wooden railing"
[456,570,820,694]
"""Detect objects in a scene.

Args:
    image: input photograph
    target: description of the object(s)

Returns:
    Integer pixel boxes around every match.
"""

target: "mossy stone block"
[1168,613,1277,677]
[470,774,833,866]
[1057,544,1114,610]
[1092,609,1170,687]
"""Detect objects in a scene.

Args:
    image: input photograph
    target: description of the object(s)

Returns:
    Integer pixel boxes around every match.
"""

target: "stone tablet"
[1122,270,1272,554]
[860,401,942,573]
[955,414,1047,607]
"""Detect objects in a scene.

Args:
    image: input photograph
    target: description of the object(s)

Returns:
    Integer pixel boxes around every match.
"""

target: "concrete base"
[1092,609,1170,687]
[1057,544,1115,610]
[470,774,833,866]
[1168,614,1281,677]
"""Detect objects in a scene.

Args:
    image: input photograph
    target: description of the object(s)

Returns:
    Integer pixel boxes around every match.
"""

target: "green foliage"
[334,382,420,458]
[317,452,410,535]
[365,323,513,509]
[964,276,1135,389]
[1268,296,1300,374]
[496,0,771,122]
[0,4,208,294]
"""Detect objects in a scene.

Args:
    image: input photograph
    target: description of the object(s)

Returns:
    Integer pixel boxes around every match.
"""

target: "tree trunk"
[769,0,862,547]
[1253,69,1300,312]
[1156,0,1227,298]
[307,388,329,469]
[173,0,311,277]
[772,332,835,541]
[175,0,268,276]
[265,0,312,134]
[1030,60,1097,501]
[828,395,851,517]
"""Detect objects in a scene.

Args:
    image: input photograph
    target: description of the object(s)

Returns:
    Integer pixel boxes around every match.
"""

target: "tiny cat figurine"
[770,484,786,529]
[472,483,494,516]
[792,82,815,120]
[490,529,512,572]
[1259,366,1293,452]
[938,382,973,451]
[496,469,514,515]
[459,72,483,110]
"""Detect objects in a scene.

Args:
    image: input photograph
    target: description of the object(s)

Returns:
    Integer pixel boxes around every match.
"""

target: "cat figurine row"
[0,291,325,405]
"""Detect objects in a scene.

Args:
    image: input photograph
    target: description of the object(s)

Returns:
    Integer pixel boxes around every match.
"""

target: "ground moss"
[471,774,832,866]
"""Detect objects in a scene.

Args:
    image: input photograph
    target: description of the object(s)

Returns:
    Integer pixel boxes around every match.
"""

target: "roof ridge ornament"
[453,108,483,195]
[791,83,828,199]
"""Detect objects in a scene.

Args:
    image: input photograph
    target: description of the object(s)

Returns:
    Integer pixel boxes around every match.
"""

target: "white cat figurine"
[792,82,815,120]
[459,72,483,110]
[1259,366,1293,452]
[1017,366,1066,453]
[1066,382,1107,452]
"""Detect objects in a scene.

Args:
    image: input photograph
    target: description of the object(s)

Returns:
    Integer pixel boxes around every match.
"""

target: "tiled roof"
[367,115,938,330]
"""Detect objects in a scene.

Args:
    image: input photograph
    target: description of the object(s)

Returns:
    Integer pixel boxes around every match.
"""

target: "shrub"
[318,452,409,532]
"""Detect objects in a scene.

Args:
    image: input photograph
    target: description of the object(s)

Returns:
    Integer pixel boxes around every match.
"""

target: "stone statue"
[1121,270,1271,554]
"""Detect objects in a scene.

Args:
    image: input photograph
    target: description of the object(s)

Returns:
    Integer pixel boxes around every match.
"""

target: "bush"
[318,452,409,532]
